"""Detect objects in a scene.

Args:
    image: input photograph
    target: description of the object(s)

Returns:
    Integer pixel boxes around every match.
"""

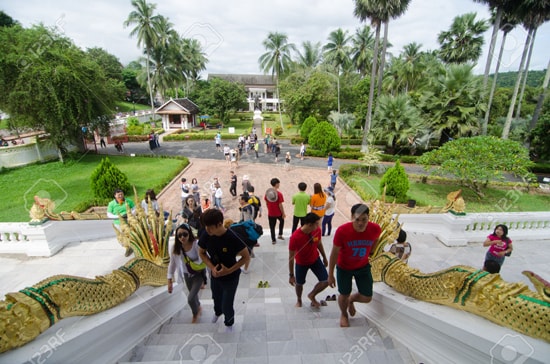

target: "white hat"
[243,175,249,181]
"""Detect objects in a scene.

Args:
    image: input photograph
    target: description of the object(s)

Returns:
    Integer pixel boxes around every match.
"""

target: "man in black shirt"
[198,209,250,331]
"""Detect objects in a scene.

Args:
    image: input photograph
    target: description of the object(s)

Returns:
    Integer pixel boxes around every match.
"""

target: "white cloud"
[3,0,549,77]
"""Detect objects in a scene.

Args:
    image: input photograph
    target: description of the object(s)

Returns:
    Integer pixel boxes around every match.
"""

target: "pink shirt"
[487,234,511,257]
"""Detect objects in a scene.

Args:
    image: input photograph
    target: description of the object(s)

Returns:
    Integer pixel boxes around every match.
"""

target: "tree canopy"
[194,78,247,124]
[0,24,118,161]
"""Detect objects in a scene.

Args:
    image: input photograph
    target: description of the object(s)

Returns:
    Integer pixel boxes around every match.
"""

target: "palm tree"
[296,41,323,69]
[376,0,411,97]
[354,0,385,152]
[419,64,484,145]
[482,19,517,134]
[351,25,375,77]
[398,42,423,92]
[437,13,489,64]
[323,28,352,113]
[258,32,297,128]
[371,93,424,152]
[526,58,550,148]
[175,37,207,97]
[502,1,550,139]
[124,0,161,111]
[148,15,179,103]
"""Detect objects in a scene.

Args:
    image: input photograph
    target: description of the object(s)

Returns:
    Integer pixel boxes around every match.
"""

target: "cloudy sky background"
[3,0,549,78]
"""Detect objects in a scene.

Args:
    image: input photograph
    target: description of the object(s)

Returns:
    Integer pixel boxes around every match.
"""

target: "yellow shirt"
[310,193,327,217]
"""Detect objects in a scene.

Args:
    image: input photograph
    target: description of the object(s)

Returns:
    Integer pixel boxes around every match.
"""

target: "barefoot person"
[328,203,381,327]
[289,213,329,308]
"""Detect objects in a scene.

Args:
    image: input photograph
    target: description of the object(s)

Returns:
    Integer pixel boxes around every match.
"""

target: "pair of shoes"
[278,236,285,240]
[211,314,220,323]
[272,240,276,245]
[250,251,255,258]
[241,268,249,274]
[225,325,234,333]
[326,294,337,301]
[257,280,270,288]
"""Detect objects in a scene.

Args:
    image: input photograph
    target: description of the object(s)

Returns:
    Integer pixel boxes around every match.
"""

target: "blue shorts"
[336,264,373,297]
[295,257,328,285]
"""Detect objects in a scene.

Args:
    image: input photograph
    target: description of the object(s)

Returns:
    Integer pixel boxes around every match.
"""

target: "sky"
[2,0,549,78]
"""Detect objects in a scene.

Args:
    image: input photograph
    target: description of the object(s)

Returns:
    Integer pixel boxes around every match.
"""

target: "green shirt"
[292,191,310,217]
[107,198,135,225]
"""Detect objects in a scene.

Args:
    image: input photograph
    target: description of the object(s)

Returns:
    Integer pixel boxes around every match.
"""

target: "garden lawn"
[0,154,186,222]
[345,174,550,212]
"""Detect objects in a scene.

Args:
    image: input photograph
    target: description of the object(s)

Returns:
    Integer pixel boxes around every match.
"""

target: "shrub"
[380,160,409,200]
[308,121,341,154]
[300,116,318,141]
[90,157,132,200]
[273,126,283,136]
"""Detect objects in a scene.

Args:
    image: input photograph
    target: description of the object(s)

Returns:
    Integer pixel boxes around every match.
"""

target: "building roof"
[155,98,199,114]
[208,74,277,87]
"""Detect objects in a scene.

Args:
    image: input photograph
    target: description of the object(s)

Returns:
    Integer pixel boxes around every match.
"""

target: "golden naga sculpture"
[370,253,550,343]
[29,196,106,222]
[0,193,172,354]
[442,189,466,214]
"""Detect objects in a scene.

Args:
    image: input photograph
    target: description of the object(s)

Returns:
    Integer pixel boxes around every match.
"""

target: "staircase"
[117,238,418,363]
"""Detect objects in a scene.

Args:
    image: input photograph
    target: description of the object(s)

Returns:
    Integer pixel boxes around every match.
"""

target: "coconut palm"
[351,25,375,77]
[437,12,489,64]
[296,41,323,70]
[323,28,352,113]
[124,0,161,110]
[526,58,550,148]
[258,32,297,128]
[148,15,179,103]
[173,37,207,97]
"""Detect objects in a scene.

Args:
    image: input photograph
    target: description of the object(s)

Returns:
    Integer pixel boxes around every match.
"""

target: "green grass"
[0,154,187,222]
[115,101,151,113]
[345,173,550,212]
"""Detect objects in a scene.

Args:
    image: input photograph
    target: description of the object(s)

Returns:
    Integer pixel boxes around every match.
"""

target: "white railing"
[0,220,116,256]
[397,211,550,246]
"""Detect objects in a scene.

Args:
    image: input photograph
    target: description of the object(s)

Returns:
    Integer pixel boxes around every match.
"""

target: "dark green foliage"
[529,114,550,162]
[300,116,318,141]
[380,160,409,200]
[90,157,131,200]
[308,121,341,154]
[490,69,547,88]
[273,126,283,136]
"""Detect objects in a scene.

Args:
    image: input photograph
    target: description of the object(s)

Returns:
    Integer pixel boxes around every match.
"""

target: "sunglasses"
[177,232,189,239]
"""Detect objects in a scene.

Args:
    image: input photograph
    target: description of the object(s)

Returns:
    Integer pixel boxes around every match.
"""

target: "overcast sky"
[3,0,549,78]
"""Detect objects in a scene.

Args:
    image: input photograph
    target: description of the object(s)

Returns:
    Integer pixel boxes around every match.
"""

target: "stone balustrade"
[397,211,550,246]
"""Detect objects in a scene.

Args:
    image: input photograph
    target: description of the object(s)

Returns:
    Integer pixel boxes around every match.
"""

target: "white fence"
[0,220,116,256]
[397,211,550,246]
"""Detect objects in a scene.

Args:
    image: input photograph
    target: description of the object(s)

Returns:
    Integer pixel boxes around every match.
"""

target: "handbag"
[182,251,206,274]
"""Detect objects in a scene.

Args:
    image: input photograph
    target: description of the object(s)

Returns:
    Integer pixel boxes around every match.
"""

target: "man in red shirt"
[264,177,286,244]
[288,213,329,308]
[328,203,381,327]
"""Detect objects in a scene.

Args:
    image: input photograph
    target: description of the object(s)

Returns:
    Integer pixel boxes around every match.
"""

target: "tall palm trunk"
[481,7,502,135]
[145,48,155,113]
[376,20,389,98]
[483,31,508,134]
[526,58,550,148]
[361,22,381,153]
[337,68,341,113]
[514,28,537,120]
[502,27,533,139]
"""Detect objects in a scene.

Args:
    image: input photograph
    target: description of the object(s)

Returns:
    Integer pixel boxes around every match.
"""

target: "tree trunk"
[483,31,508,135]
[376,20,389,98]
[515,27,537,120]
[361,22,381,153]
[337,68,341,113]
[145,48,155,113]
[526,58,550,148]
[481,7,502,135]
[502,27,533,139]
